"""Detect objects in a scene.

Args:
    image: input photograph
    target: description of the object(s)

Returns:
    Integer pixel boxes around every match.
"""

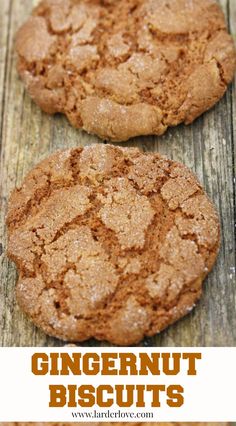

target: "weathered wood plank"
[0,0,235,347]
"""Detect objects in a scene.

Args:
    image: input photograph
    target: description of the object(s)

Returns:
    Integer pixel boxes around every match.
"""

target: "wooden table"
[0,0,235,347]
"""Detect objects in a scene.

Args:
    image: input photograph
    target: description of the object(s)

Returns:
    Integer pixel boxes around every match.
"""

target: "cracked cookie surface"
[7,144,220,345]
[15,0,236,142]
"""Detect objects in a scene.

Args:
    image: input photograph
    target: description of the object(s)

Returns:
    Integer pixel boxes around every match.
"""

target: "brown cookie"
[7,144,220,345]
[0,423,230,426]
[15,0,236,142]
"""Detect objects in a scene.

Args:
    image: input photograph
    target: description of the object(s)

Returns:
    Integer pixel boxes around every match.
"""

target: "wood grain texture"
[0,0,235,347]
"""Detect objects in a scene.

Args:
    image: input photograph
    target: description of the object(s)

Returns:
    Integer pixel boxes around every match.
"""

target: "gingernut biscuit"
[7,144,220,345]
[15,0,236,142]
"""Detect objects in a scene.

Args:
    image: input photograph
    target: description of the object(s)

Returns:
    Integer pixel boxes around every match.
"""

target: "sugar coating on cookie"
[15,0,236,141]
[7,144,220,345]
